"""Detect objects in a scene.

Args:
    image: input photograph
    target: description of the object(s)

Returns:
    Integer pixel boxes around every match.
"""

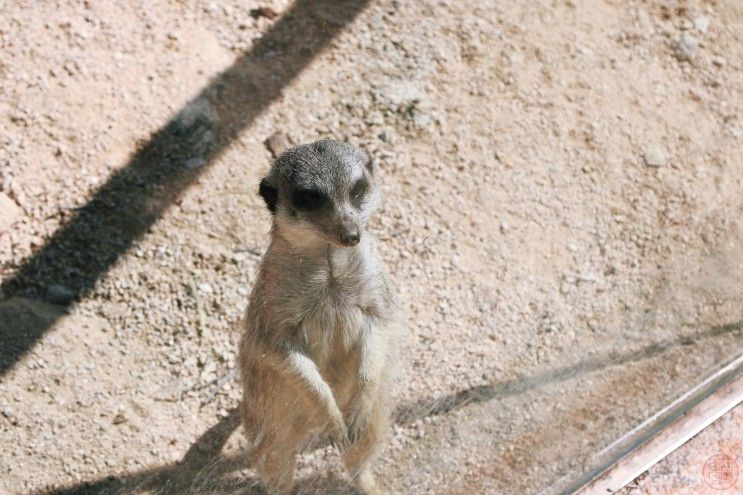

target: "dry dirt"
[618,403,742,495]
[1,0,742,494]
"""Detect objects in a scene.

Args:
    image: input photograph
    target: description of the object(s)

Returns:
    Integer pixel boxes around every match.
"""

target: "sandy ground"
[618,403,742,494]
[1,0,742,493]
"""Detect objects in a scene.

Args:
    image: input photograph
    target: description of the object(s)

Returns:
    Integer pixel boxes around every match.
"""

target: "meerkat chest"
[300,294,365,364]
[296,255,375,365]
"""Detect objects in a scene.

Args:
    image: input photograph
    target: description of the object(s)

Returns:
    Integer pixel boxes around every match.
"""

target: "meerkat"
[238,140,400,494]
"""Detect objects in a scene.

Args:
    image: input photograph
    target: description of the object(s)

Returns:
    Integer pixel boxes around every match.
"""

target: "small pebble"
[184,157,205,170]
[693,16,709,34]
[264,132,292,158]
[675,33,698,61]
[0,193,22,232]
[197,283,214,294]
[251,6,278,20]
[47,284,76,305]
[644,146,667,167]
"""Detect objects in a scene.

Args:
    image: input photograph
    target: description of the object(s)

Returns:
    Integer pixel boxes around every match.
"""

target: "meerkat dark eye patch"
[292,188,326,211]
[259,178,278,214]
[350,179,368,206]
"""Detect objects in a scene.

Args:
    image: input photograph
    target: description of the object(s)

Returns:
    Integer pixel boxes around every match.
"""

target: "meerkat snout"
[338,226,360,247]
[258,139,379,249]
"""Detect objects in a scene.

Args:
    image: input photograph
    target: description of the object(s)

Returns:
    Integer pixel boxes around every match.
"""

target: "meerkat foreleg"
[346,321,389,442]
[287,350,350,448]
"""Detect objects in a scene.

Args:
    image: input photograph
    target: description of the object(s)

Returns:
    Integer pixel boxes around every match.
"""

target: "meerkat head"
[258,139,380,248]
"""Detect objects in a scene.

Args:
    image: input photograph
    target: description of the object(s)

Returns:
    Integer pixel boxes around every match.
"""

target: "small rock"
[711,56,726,67]
[693,16,709,34]
[264,132,292,158]
[412,109,432,129]
[184,156,205,170]
[2,406,13,418]
[644,146,667,167]
[29,236,45,248]
[659,21,674,36]
[176,97,219,129]
[414,424,425,439]
[47,284,76,305]
[580,272,599,283]
[112,413,127,425]
[0,193,22,233]
[197,283,213,294]
[250,7,278,20]
[675,33,698,61]
[375,80,422,113]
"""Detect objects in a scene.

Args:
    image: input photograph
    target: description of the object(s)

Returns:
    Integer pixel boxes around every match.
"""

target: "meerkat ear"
[258,177,278,214]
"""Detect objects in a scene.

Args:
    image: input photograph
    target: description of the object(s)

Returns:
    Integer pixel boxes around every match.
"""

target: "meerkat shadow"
[293,474,364,495]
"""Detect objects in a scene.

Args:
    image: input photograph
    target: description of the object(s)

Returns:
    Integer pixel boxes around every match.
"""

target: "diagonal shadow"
[0,0,370,377]
[34,320,743,495]
[394,320,743,424]
[38,410,252,495]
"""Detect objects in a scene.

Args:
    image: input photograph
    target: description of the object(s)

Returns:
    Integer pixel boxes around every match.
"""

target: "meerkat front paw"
[328,410,351,450]
[346,401,373,443]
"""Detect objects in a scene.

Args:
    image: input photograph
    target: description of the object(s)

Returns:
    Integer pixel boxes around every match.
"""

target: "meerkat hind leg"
[250,418,309,495]
[351,468,381,495]
[251,436,298,495]
[343,418,385,495]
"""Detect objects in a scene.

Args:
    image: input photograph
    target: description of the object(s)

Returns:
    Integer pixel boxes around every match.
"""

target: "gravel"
[1,0,742,494]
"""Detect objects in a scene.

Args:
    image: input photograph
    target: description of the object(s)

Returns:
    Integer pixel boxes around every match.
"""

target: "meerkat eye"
[350,179,368,205]
[292,188,326,211]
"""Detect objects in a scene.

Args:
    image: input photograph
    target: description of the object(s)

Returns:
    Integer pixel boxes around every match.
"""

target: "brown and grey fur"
[238,140,400,494]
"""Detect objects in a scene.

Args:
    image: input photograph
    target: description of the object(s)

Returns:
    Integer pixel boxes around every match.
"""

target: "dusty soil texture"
[618,403,742,495]
[1,0,742,493]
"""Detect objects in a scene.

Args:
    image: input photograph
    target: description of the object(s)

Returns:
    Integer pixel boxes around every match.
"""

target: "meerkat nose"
[340,229,360,246]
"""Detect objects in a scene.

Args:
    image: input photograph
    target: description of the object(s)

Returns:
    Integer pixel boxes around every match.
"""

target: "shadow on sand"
[36,320,741,494]
[0,0,370,377]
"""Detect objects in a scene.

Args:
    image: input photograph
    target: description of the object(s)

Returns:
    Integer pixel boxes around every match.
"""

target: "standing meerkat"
[238,139,400,494]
